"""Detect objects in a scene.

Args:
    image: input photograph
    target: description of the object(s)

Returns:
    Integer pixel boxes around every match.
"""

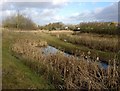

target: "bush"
[74,22,118,35]
[2,12,37,30]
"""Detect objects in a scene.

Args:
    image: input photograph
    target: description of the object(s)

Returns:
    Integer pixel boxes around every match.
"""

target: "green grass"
[2,30,54,89]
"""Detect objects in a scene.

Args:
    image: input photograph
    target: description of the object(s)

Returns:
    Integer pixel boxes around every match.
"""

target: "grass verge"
[2,30,54,89]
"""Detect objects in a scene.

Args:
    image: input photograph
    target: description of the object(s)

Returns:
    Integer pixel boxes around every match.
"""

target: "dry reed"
[11,38,120,90]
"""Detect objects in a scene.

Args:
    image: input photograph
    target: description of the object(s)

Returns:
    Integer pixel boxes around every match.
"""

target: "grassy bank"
[38,32,116,62]
[2,30,54,89]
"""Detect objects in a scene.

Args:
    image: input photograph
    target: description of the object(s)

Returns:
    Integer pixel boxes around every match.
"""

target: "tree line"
[2,12,119,35]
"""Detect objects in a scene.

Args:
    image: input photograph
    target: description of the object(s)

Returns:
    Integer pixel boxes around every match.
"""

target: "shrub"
[74,22,118,35]
[2,12,37,30]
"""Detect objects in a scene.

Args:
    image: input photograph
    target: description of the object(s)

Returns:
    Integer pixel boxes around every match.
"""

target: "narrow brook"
[41,45,108,69]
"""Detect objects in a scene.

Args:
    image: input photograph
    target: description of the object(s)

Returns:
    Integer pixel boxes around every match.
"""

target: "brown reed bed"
[53,33,116,52]
[53,33,118,52]
[11,38,120,90]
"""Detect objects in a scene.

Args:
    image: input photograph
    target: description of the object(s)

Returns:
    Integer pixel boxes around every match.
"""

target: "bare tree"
[2,11,37,30]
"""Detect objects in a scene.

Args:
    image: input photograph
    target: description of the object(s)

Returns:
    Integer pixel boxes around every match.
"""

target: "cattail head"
[96,57,99,61]
[87,51,91,55]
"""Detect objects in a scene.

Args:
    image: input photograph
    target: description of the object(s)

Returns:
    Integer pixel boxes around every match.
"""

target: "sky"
[0,0,119,25]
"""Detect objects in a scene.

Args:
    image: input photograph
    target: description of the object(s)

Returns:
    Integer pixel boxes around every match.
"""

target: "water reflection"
[41,45,108,69]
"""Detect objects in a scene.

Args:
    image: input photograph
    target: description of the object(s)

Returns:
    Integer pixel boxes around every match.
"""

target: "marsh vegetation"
[2,29,119,90]
[2,12,120,90]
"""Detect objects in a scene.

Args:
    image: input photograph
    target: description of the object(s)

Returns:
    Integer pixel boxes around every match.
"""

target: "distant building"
[74,27,81,32]
[65,27,68,30]
[77,27,80,30]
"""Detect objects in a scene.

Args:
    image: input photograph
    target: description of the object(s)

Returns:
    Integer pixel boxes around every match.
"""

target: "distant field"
[49,30,73,34]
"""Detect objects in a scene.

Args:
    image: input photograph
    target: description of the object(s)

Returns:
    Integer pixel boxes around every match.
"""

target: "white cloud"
[20,7,62,25]
[95,2,118,22]
[1,1,66,25]
[65,10,96,23]
[2,1,69,11]
[64,2,118,24]
[52,0,69,5]
[71,12,80,17]
[1,0,120,2]
[2,10,16,17]
[0,1,119,25]
[94,7,103,13]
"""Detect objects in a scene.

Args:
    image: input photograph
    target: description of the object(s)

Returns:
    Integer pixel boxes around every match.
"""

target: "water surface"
[41,45,108,69]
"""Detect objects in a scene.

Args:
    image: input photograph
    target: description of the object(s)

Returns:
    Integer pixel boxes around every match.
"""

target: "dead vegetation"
[11,38,120,90]
[51,33,118,52]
